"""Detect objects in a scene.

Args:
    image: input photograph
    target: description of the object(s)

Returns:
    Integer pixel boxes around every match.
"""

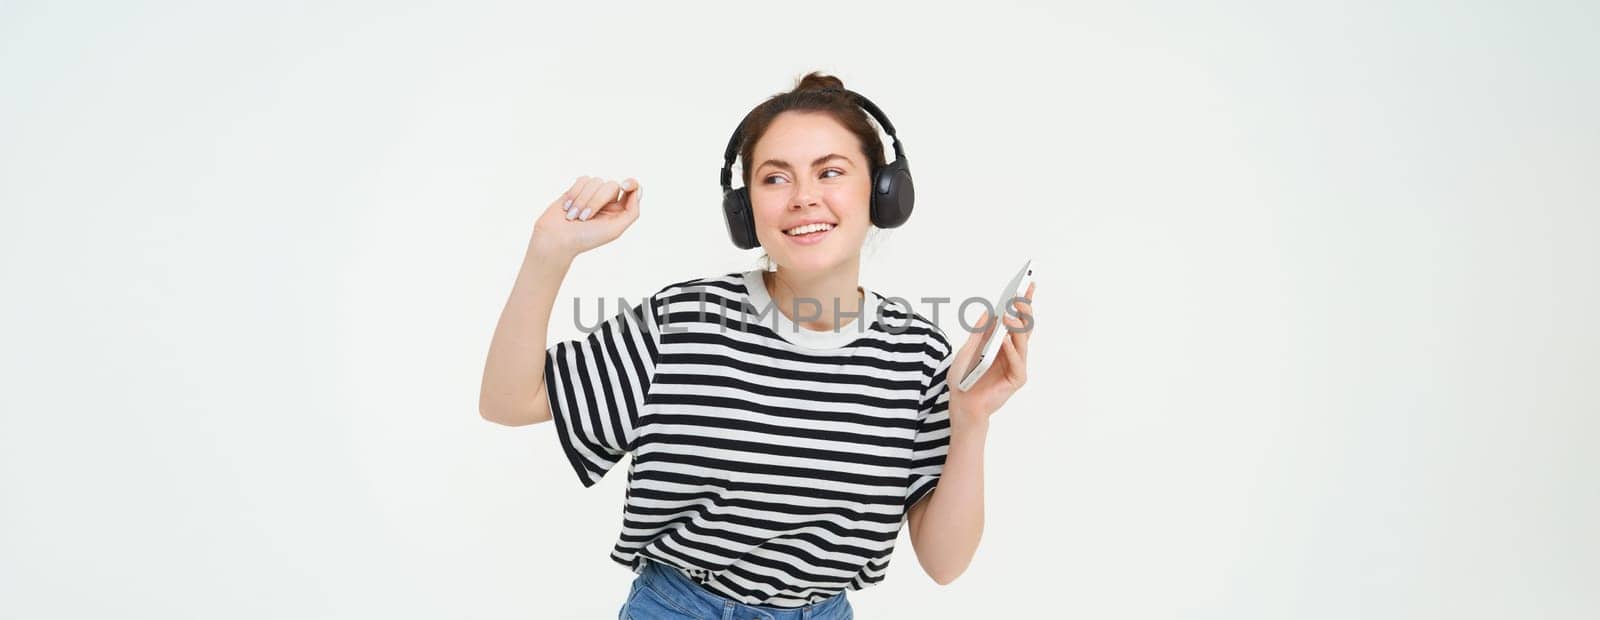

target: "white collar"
[741,269,879,350]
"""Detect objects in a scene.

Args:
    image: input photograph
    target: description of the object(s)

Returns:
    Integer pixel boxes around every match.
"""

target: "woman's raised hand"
[530,175,643,260]
[948,281,1036,426]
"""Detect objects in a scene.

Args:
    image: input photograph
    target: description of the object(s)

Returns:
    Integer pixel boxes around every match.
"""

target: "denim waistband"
[636,558,850,620]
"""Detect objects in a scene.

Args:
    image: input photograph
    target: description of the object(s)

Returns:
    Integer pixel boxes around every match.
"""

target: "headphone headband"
[719,87,907,192]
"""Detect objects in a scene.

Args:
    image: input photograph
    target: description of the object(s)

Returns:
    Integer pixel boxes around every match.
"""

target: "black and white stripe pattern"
[544,269,953,608]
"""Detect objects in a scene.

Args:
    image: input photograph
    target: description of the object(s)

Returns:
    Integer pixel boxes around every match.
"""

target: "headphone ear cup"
[870,159,915,229]
[721,188,760,250]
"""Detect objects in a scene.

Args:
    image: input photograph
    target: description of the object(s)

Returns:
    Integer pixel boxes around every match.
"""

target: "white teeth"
[785,223,835,236]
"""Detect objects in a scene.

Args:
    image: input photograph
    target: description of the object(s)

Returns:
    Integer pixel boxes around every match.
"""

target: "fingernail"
[563,198,573,211]
[579,208,593,220]
[565,206,577,220]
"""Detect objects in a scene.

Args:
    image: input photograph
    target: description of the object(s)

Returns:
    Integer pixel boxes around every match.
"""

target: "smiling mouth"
[784,223,836,236]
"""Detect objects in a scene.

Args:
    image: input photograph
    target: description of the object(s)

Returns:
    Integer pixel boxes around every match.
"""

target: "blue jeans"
[619,559,854,620]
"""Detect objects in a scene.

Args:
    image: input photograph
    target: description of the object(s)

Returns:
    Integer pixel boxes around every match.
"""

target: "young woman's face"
[748,111,873,275]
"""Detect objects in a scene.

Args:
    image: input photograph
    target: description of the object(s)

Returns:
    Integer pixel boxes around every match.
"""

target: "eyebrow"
[755,153,854,172]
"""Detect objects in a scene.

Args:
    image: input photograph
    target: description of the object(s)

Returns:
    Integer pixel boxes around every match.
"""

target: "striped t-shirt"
[543,268,954,607]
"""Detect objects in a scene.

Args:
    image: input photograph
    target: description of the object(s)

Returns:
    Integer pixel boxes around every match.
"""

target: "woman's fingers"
[535,174,645,257]
[616,178,642,221]
[557,176,612,221]
[1001,312,1028,365]
[569,176,607,219]
[1010,281,1036,358]
[572,178,638,221]
[588,180,643,241]
[951,312,990,389]
[574,179,620,220]
[586,178,637,221]
[970,312,995,349]
[558,176,589,216]
[565,177,594,219]
[1000,325,1027,386]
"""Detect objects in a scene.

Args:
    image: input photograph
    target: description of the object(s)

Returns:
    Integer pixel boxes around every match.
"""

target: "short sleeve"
[905,337,954,510]
[544,293,662,488]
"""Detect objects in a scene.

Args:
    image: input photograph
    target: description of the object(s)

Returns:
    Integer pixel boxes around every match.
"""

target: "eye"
[762,169,844,184]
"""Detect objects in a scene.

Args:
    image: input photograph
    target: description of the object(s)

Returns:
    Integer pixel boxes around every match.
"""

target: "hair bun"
[792,71,845,94]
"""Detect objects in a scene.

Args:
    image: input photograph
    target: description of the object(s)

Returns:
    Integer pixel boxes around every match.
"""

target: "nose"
[789,178,820,210]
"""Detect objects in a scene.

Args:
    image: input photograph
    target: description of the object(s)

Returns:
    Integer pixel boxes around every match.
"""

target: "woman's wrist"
[948,404,991,438]
[526,231,578,265]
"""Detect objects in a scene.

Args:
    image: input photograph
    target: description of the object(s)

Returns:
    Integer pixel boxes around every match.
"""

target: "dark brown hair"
[735,71,888,190]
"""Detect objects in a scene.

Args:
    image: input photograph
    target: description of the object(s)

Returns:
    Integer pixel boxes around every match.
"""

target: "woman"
[480,72,1037,619]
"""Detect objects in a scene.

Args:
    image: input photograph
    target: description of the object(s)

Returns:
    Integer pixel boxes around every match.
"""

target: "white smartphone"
[957,259,1034,391]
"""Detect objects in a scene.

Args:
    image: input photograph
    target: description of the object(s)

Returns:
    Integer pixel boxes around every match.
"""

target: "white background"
[2,1,1596,618]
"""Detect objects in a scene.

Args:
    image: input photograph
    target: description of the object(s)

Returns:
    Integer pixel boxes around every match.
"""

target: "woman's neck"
[763,263,864,333]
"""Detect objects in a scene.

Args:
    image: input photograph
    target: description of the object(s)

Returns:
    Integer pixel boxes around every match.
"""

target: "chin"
[775,254,839,274]
[767,248,859,276]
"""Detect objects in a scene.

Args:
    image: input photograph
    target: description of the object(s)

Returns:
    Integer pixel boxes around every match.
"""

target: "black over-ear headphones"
[719,87,915,250]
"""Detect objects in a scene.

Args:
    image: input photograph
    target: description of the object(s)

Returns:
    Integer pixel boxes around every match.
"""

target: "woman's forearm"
[479,238,573,426]
[910,409,988,584]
